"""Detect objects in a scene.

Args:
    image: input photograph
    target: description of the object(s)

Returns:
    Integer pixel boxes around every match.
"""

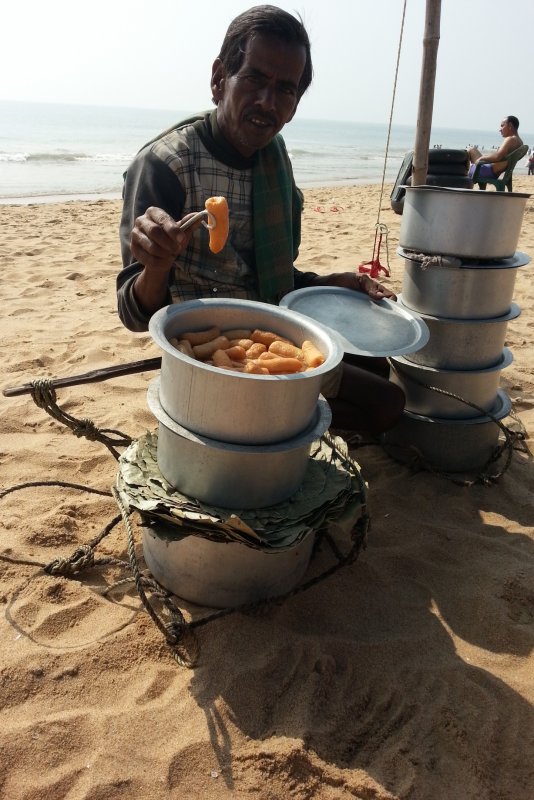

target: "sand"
[1,177,534,800]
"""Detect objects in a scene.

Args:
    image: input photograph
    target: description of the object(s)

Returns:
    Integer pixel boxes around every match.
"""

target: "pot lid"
[401,388,512,425]
[397,296,522,324]
[280,286,429,357]
[397,247,531,269]
[391,346,513,374]
[402,185,532,199]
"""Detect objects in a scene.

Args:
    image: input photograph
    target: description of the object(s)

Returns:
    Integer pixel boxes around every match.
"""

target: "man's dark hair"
[506,115,520,130]
[218,5,313,99]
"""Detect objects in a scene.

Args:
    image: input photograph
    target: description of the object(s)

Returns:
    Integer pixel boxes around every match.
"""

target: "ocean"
[0,100,530,203]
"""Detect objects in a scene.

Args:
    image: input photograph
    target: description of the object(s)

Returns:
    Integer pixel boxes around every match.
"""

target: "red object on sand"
[358,223,390,278]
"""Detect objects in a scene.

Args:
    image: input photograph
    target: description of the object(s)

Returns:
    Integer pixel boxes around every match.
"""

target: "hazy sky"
[2,0,532,134]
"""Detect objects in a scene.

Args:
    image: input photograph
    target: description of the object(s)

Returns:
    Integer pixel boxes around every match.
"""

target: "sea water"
[0,100,530,203]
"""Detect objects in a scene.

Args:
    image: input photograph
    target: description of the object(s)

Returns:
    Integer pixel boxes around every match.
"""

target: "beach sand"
[1,178,534,799]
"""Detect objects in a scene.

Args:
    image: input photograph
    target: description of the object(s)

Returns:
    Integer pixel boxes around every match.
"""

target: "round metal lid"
[402,185,532,199]
[280,286,430,357]
[397,296,522,324]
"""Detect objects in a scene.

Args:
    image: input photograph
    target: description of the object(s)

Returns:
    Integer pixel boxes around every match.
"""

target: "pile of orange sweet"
[169,327,325,375]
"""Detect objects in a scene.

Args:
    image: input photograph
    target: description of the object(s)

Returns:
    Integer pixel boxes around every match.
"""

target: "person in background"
[467,116,523,180]
[527,152,534,176]
[117,4,404,437]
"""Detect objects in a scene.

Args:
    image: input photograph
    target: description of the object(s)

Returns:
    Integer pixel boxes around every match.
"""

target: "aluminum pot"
[400,250,530,319]
[149,299,343,445]
[399,297,521,370]
[142,522,316,609]
[399,186,530,259]
[147,378,332,509]
[383,390,512,473]
[389,349,513,419]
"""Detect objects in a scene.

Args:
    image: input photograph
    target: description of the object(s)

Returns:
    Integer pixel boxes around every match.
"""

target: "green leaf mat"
[115,432,367,551]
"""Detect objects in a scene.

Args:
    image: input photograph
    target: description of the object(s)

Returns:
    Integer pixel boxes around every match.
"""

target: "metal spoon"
[177,208,213,231]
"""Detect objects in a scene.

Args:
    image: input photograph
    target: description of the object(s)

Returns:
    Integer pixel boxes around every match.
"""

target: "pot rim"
[397,247,531,270]
[149,298,344,381]
[391,347,513,374]
[402,185,532,200]
[400,389,511,425]
[147,378,332,452]
[397,296,521,325]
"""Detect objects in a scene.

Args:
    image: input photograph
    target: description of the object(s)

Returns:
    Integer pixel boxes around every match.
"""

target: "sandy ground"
[1,177,534,799]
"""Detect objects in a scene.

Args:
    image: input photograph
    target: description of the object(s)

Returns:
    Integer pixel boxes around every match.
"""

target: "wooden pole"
[2,357,162,397]
[412,0,441,186]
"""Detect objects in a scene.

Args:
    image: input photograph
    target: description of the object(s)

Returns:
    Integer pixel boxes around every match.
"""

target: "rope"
[358,0,406,279]
[0,480,111,501]
[1,470,367,668]
[188,515,369,632]
[109,431,369,667]
[0,486,127,576]
[112,486,198,668]
[44,514,127,576]
[386,360,527,486]
[3,358,528,666]
[30,379,132,460]
[376,0,408,227]
[5,378,369,666]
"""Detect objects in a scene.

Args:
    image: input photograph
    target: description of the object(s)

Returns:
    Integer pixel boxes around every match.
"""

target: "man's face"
[212,33,307,157]
[500,118,512,137]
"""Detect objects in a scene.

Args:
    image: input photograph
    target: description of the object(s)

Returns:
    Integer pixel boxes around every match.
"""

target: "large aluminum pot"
[400,250,530,319]
[389,349,512,419]
[399,186,530,259]
[142,522,316,609]
[383,390,512,473]
[149,299,343,445]
[147,378,332,509]
[399,297,521,370]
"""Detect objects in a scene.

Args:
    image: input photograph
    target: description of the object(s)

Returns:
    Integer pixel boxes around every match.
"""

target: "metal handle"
[177,209,209,232]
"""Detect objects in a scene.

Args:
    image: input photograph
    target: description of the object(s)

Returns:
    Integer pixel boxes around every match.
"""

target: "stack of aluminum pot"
[384,185,531,472]
[147,298,342,509]
[140,298,343,608]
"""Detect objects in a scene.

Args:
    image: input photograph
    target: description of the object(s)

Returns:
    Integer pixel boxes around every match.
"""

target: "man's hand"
[130,207,200,273]
[129,208,205,318]
[358,273,397,300]
[313,271,397,301]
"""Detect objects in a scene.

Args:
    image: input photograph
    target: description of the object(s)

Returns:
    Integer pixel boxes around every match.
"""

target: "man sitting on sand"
[117,5,405,437]
[468,116,523,179]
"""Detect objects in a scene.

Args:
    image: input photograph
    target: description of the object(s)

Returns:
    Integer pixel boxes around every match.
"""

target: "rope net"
[2,368,528,664]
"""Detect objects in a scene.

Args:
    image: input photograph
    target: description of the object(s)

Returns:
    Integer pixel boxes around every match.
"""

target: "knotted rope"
[3,377,370,667]
[386,359,529,486]
[3,366,527,667]
[112,485,198,668]
[30,379,132,460]
[110,431,370,667]
[44,513,127,576]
